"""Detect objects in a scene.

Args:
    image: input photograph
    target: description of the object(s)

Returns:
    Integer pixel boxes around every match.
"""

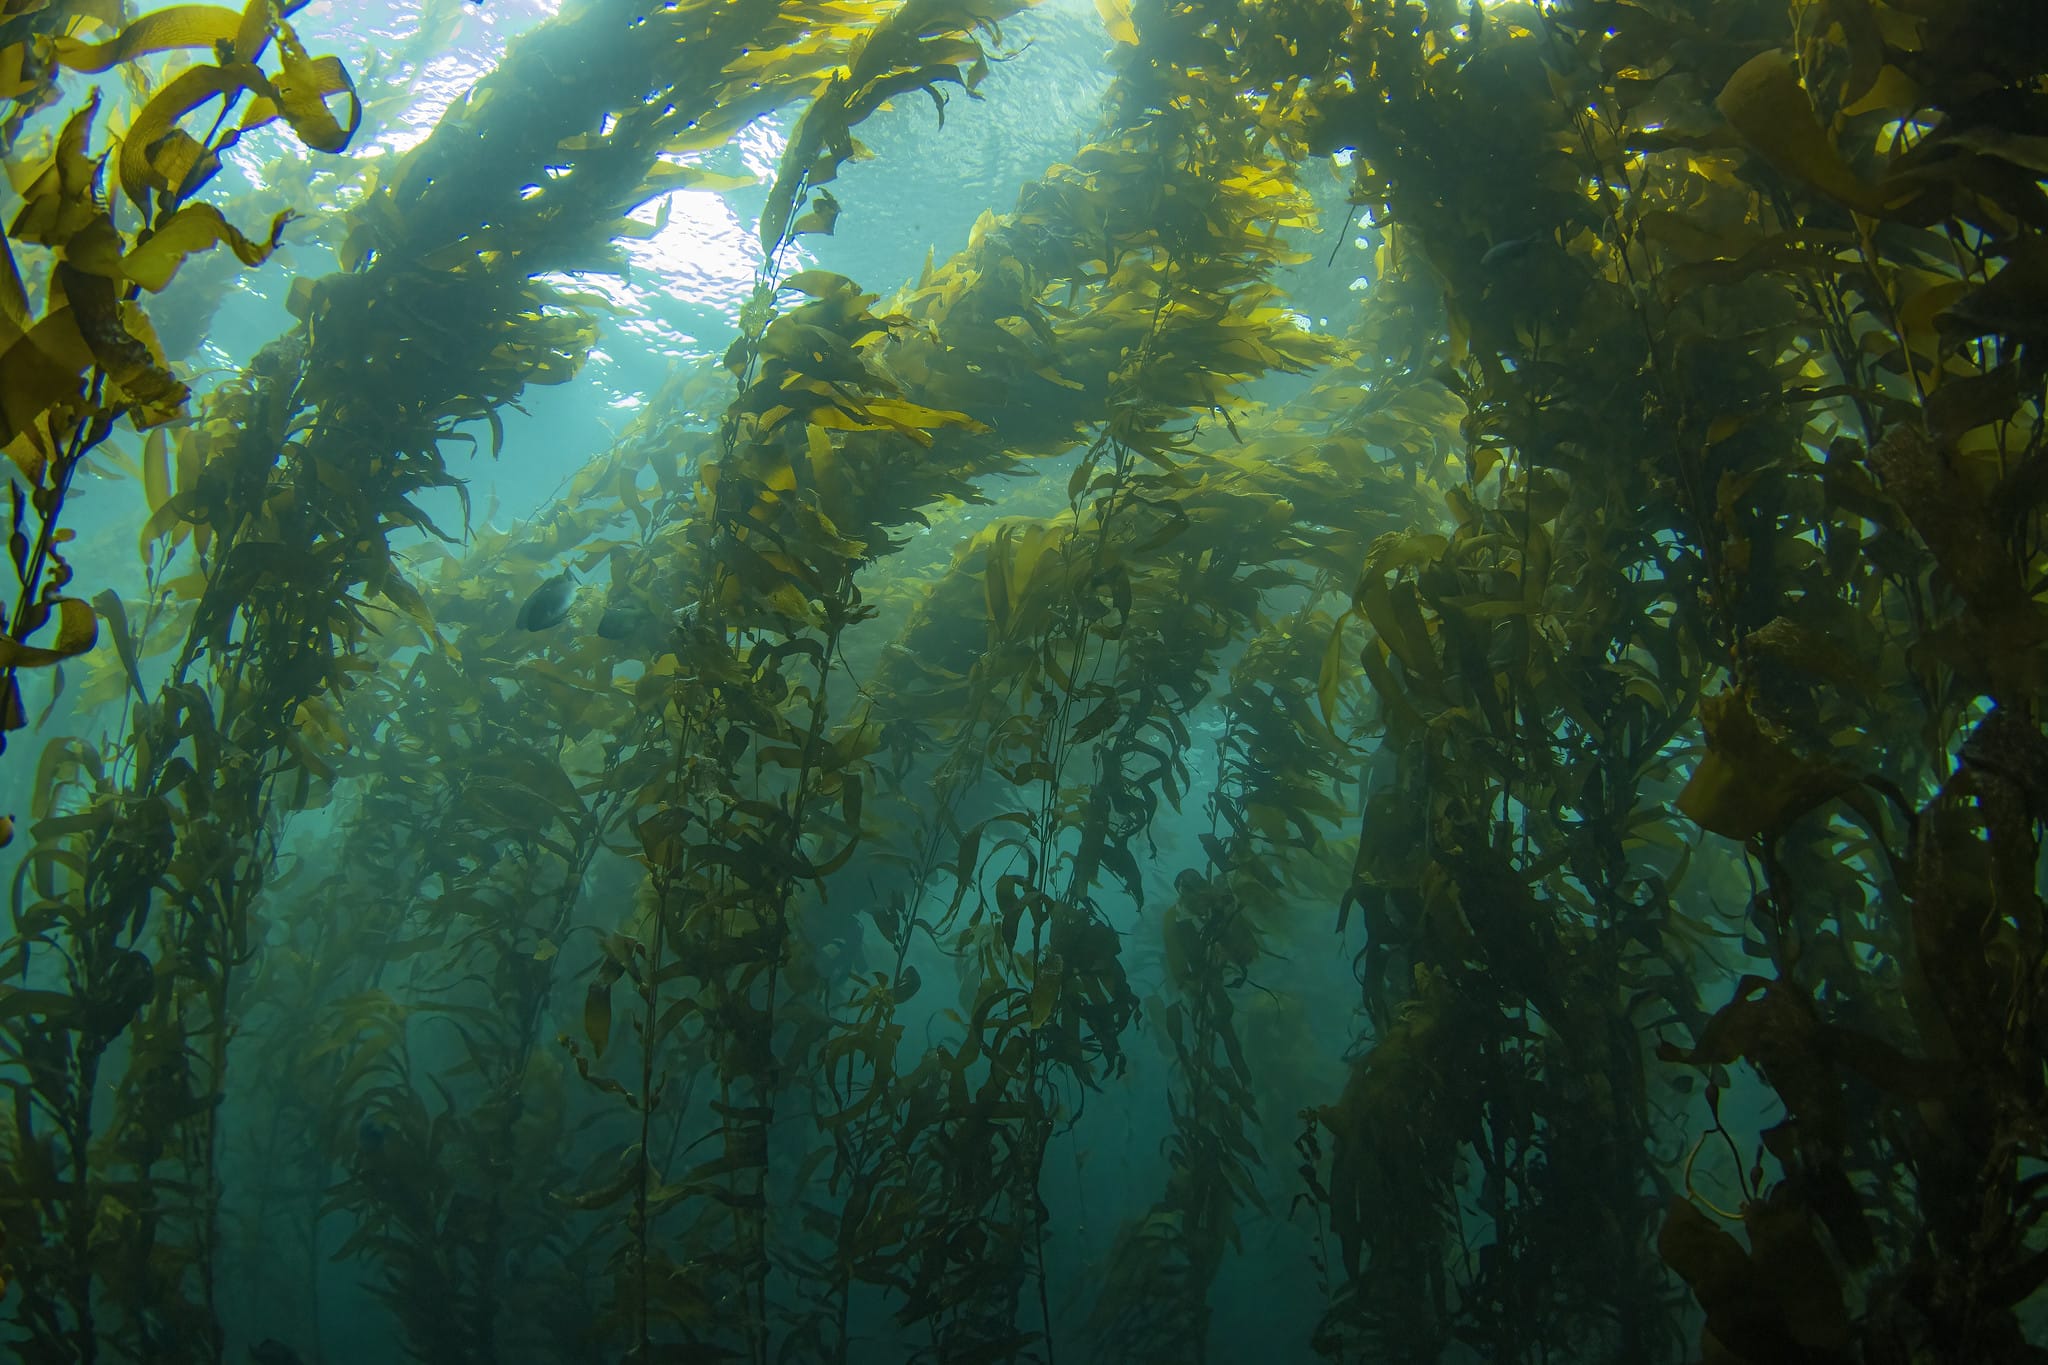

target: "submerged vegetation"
[0,0,2044,1361]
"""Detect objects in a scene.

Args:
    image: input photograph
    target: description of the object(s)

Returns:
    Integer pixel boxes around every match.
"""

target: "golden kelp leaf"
[10,94,107,248]
[139,488,196,557]
[141,426,171,514]
[119,63,267,210]
[983,525,1012,635]
[1676,687,1854,840]
[1094,0,1139,45]
[56,265,187,425]
[1715,50,1884,215]
[1894,274,1968,360]
[249,26,360,154]
[1824,0,1885,102]
[1317,608,1353,734]
[1840,63,1918,119]
[1029,956,1061,1028]
[1936,238,2048,344]
[782,269,862,299]
[0,235,28,330]
[1703,414,1746,446]
[893,964,921,1003]
[120,29,355,211]
[583,977,614,1059]
[858,395,988,442]
[1355,571,1441,694]
[0,596,98,670]
[233,0,278,62]
[118,204,293,291]
[791,186,840,236]
[0,41,35,102]
[5,429,50,488]
[0,309,94,449]
[1946,126,2048,176]
[984,520,1064,637]
[376,570,439,643]
[51,5,244,73]
[90,589,146,702]
[644,165,755,194]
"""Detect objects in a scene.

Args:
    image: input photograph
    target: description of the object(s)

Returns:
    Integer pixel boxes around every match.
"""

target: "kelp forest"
[0,0,2042,1360]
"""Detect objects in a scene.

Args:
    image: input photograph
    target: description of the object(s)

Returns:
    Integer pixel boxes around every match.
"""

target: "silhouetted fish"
[596,600,647,640]
[515,569,577,631]
[1480,234,1543,268]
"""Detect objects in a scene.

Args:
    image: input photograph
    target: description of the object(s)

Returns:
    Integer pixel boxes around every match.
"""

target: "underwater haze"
[0,0,2045,1363]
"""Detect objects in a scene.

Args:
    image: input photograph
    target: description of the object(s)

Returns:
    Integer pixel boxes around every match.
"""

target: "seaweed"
[3,0,2044,1361]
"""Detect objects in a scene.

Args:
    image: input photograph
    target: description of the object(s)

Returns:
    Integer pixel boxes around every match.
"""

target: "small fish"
[596,600,648,641]
[357,1115,390,1155]
[251,1342,306,1365]
[515,569,578,632]
[598,594,703,641]
[1480,234,1543,268]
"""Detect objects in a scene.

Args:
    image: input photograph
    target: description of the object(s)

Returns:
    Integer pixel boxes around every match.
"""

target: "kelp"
[4,0,2046,1361]
[0,4,362,1358]
[1295,0,2048,1362]
[1088,611,1353,1364]
[0,0,357,762]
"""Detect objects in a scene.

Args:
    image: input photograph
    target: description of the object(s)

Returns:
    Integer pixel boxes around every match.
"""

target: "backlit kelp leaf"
[241,25,359,154]
[1714,50,1888,216]
[1029,955,1061,1028]
[118,63,262,210]
[1094,0,1138,45]
[90,589,146,703]
[116,204,294,292]
[9,94,107,249]
[631,162,756,199]
[893,964,921,1003]
[1935,236,2048,345]
[755,0,1017,253]
[0,307,94,451]
[0,233,27,329]
[50,4,244,73]
[0,596,96,670]
[584,973,616,1059]
[1677,688,1856,841]
[117,23,358,211]
[555,1143,644,1212]
[1317,608,1354,734]
[55,264,187,426]
[790,186,840,236]
[0,41,37,104]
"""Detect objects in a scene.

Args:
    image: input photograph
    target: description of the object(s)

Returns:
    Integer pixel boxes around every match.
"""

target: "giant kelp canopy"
[0,0,2044,1362]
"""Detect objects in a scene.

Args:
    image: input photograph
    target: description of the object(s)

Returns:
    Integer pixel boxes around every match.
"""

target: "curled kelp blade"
[515,569,577,631]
